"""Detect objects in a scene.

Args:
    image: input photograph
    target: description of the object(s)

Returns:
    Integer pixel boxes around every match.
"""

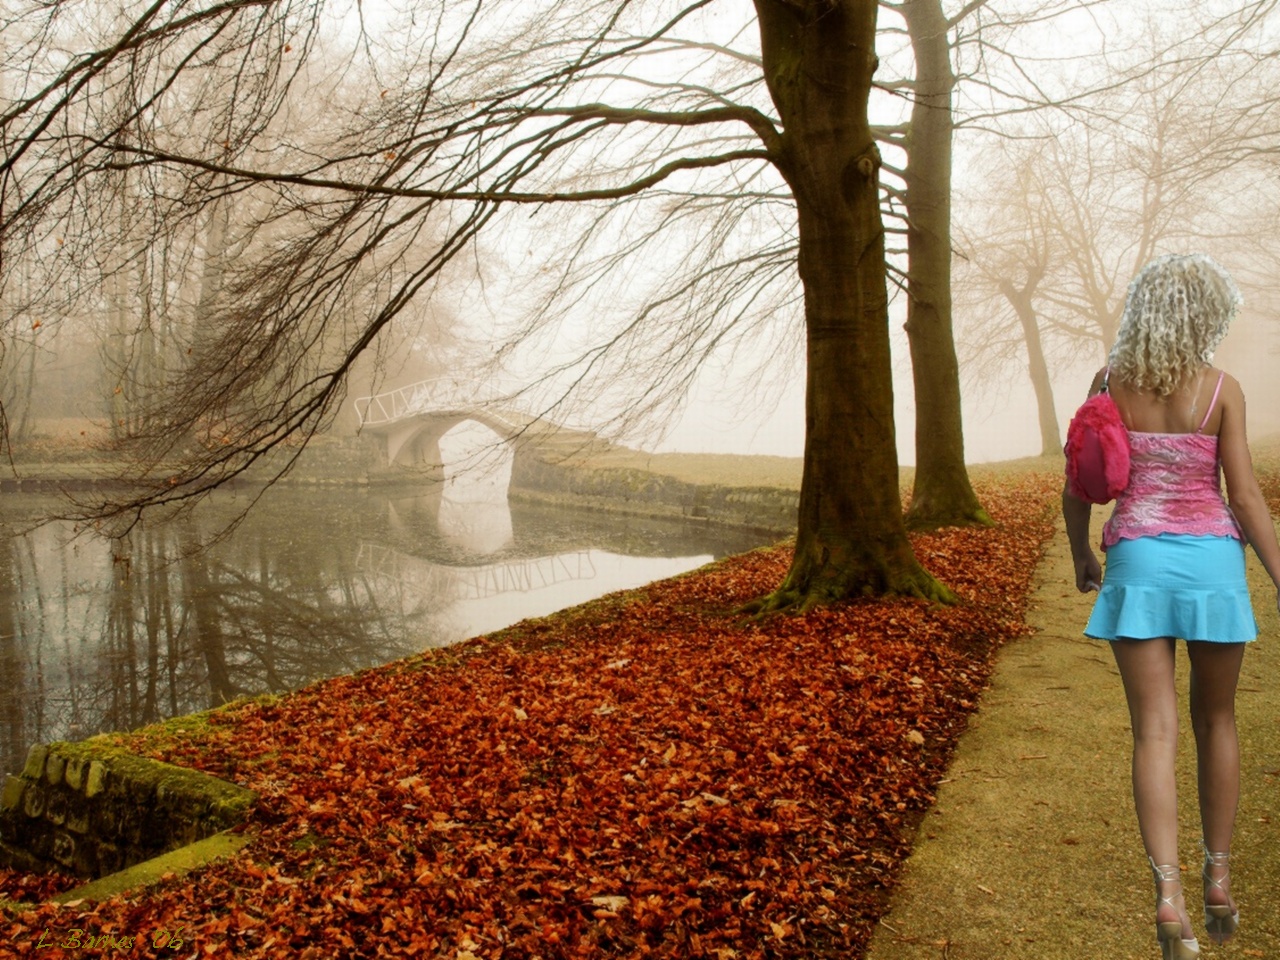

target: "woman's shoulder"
[1211,368,1246,406]
[1204,366,1242,392]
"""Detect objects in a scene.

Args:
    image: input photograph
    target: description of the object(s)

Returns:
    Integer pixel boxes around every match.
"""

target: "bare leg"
[1187,640,1245,912]
[1112,637,1192,937]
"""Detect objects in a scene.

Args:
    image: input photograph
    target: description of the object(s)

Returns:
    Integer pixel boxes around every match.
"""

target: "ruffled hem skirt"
[1085,533,1257,643]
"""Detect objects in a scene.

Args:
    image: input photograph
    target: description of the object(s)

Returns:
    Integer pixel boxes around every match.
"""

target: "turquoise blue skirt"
[1085,534,1257,643]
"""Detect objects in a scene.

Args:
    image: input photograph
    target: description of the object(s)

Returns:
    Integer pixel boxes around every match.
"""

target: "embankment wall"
[0,742,254,879]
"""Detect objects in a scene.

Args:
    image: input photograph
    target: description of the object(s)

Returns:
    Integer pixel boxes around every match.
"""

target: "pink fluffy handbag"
[1064,379,1131,504]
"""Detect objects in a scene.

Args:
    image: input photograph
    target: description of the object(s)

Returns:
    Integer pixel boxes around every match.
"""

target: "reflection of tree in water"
[0,525,92,775]
[0,535,32,778]
[0,485,772,775]
[0,514,416,776]
[196,530,414,696]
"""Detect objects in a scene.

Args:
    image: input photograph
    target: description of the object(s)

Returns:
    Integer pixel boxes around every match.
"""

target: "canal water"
[0,476,773,778]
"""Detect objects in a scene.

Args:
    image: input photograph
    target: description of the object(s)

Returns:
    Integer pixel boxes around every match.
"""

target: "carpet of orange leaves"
[0,471,1062,959]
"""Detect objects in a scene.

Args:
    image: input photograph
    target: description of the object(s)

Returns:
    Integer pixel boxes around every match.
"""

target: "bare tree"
[954,23,1280,448]
[877,0,998,529]
[1,1,956,607]
[0,267,40,445]
[953,136,1067,455]
[868,0,1114,526]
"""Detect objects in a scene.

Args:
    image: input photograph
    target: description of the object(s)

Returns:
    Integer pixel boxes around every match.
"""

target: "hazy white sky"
[650,301,1093,464]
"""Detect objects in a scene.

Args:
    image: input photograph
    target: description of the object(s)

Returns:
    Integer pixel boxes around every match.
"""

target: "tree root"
[739,566,958,617]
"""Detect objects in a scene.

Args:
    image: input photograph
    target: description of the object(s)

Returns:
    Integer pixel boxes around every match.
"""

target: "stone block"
[96,842,125,877]
[65,801,90,835]
[155,778,192,819]
[29,830,56,862]
[22,784,46,819]
[175,821,199,847]
[1,738,255,881]
[22,744,48,780]
[85,761,107,798]
[46,791,68,826]
[64,756,86,791]
[73,838,98,877]
[52,831,76,868]
[0,775,24,812]
[91,804,117,838]
[120,806,147,847]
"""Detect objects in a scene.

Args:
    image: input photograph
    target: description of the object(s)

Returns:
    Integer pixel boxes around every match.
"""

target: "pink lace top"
[1102,393,1242,550]
[1102,432,1241,548]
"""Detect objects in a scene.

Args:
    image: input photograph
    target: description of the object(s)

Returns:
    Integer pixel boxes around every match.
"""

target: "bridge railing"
[353,377,533,427]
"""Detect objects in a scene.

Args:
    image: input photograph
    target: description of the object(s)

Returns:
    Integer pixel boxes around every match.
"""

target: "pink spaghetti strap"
[1197,371,1226,433]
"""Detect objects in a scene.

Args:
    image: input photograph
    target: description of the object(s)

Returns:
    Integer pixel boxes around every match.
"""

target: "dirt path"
[865,513,1280,960]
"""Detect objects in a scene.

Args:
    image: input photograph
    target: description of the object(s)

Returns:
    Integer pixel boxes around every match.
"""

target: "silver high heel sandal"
[1202,843,1239,945]
[1150,859,1200,960]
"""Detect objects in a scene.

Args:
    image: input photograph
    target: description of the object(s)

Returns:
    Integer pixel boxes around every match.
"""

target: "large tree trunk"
[999,280,1062,455]
[749,0,953,610]
[900,0,990,531]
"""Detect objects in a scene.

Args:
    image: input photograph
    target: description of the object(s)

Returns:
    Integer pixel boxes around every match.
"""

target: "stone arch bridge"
[353,378,582,470]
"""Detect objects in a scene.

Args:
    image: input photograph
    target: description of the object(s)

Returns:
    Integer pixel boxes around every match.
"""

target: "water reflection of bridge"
[355,543,598,603]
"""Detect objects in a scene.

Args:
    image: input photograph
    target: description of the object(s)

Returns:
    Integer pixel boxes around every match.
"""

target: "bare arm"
[1217,375,1280,599]
[1063,486,1101,592]
[1063,367,1108,592]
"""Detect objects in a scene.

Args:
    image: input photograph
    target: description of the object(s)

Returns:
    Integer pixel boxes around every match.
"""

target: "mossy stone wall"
[0,741,254,879]
[510,457,798,535]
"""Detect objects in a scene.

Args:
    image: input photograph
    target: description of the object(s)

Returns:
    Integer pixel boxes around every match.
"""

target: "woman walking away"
[1063,254,1280,960]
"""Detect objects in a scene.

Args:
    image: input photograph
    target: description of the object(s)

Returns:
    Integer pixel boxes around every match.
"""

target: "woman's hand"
[1063,474,1101,595]
[1075,553,1102,593]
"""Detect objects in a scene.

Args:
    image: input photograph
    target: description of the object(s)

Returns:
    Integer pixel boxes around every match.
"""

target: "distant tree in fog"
[878,0,1137,523]
[1,0,964,608]
[0,2,458,454]
[953,8,1280,451]
[953,141,1065,455]
[874,0,1010,530]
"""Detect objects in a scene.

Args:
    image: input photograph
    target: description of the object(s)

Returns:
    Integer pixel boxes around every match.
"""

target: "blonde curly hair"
[1108,254,1241,398]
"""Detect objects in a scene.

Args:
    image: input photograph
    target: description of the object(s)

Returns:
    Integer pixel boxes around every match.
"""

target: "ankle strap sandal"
[1201,843,1239,945]
[1149,859,1200,960]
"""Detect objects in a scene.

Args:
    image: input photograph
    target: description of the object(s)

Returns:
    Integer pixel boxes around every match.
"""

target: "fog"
[652,306,1279,465]
[4,0,1280,475]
